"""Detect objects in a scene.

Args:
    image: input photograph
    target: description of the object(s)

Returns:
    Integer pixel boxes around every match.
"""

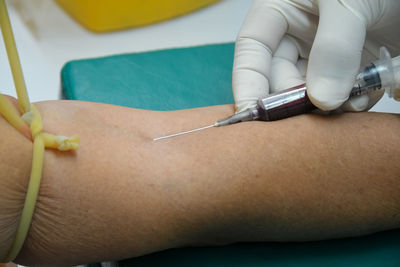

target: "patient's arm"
[1,99,399,266]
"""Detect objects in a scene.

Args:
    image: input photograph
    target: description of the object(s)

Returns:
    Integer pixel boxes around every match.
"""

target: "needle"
[153,124,216,141]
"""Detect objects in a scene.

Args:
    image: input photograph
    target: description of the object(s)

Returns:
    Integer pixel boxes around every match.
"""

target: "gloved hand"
[233,0,400,112]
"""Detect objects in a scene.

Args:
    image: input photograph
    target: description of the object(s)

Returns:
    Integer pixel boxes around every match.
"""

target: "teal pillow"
[62,43,235,110]
[61,43,400,266]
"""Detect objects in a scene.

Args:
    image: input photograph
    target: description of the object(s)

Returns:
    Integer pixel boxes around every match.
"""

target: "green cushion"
[61,43,400,266]
[62,43,235,110]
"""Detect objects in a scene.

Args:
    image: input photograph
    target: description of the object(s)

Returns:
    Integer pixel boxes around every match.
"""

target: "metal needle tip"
[153,124,216,141]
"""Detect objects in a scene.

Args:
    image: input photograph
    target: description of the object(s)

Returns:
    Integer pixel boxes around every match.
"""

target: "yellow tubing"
[41,132,80,151]
[3,135,45,263]
[0,94,30,138]
[28,105,43,138]
[0,0,80,263]
[0,0,30,113]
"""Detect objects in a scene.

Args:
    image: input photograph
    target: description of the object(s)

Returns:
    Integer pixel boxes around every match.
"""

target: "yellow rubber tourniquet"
[0,0,30,113]
[0,0,79,263]
[3,135,44,262]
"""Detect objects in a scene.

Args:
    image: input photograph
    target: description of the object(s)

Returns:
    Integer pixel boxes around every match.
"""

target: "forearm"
[153,108,400,244]
[0,114,32,260]
[1,100,399,266]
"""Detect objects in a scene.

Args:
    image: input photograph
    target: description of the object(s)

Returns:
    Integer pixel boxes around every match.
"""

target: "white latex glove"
[233,0,400,112]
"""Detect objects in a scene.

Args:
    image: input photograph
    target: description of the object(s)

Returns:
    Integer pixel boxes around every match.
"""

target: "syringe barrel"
[354,47,400,100]
[256,84,315,121]
[254,47,399,122]
[350,63,382,97]
[349,51,400,100]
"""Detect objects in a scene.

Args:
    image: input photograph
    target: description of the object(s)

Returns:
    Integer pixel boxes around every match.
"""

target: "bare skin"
[0,98,399,266]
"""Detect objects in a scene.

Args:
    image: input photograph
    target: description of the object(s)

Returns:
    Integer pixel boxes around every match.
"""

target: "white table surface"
[0,0,398,114]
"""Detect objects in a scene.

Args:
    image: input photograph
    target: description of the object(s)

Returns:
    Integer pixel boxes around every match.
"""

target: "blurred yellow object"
[55,0,221,32]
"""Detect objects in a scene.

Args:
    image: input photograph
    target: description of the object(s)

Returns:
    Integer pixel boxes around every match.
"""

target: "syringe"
[153,47,399,141]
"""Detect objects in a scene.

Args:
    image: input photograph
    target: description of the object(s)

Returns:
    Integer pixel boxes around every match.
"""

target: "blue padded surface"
[62,43,235,110]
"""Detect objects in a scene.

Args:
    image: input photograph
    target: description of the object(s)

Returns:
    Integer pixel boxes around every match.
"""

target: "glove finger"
[306,0,366,111]
[340,94,369,112]
[233,0,288,112]
[296,58,308,78]
[341,88,384,112]
[270,36,305,93]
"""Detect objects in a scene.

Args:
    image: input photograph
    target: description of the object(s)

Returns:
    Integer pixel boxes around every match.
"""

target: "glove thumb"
[307,0,366,111]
